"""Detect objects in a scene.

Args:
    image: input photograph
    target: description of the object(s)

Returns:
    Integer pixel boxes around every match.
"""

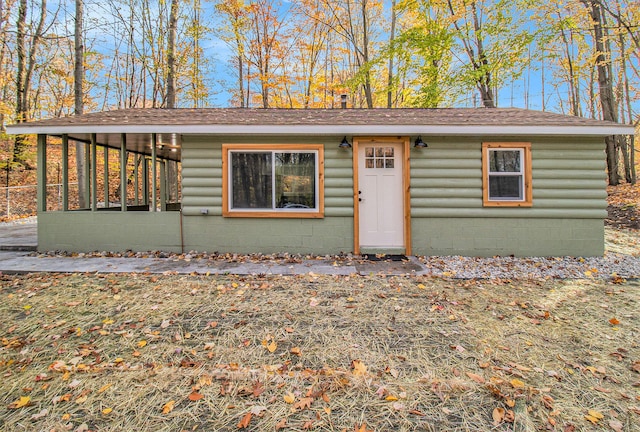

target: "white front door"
[358,141,404,249]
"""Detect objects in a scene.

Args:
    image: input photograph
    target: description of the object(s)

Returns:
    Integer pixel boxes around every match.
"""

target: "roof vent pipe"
[340,94,347,109]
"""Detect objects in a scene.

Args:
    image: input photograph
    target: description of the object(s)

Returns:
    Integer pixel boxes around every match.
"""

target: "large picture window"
[223,144,324,218]
[482,142,532,207]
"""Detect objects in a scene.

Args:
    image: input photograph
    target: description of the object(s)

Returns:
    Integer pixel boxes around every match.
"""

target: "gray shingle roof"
[6,108,633,162]
[7,107,632,129]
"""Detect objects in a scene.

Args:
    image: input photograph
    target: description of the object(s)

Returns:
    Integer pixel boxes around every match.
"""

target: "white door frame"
[353,136,411,255]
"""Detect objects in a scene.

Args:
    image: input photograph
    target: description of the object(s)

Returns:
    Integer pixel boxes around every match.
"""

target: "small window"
[482,142,532,207]
[223,144,324,218]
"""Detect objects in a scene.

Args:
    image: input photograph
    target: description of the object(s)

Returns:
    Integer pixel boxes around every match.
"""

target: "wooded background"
[0,0,638,184]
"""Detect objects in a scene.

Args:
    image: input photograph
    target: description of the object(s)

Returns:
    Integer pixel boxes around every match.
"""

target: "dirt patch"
[1,273,638,431]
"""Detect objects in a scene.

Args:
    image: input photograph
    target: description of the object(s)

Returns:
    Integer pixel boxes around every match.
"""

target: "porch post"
[84,142,90,208]
[160,159,167,211]
[61,134,69,211]
[174,160,179,203]
[91,133,97,211]
[36,134,47,213]
[120,134,127,212]
[151,134,157,212]
[142,156,149,207]
[134,154,140,205]
[103,146,109,208]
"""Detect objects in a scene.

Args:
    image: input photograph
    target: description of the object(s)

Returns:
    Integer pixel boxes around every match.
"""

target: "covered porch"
[35,132,183,252]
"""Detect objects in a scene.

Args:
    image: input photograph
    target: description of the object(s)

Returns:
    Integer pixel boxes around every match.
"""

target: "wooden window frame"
[482,142,532,207]
[222,144,324,218]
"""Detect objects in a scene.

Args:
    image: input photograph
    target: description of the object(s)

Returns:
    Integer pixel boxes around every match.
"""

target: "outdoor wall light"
[414,136,428,148]
[339,136,352,149]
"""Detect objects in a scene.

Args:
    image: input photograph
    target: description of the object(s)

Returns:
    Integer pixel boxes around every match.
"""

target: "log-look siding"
[410,139,607,219]
[181,137,354,217]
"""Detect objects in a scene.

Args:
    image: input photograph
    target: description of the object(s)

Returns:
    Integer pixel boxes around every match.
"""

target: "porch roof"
[7,108,634,161]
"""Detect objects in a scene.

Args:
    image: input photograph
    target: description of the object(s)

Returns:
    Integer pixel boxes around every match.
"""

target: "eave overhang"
[6,123,635,137]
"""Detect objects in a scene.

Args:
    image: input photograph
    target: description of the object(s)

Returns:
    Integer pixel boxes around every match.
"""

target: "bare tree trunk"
[13,0,28,166]
[13,0,47,168]
[166,0,178,108]
[74,0,87,207]
[166,0,179,202]
[557,11,581,116]
[445,0,495,108]
[0,0,16,132]
[386,0,396,108]
[361,0,373,108]
[581,0,619,185]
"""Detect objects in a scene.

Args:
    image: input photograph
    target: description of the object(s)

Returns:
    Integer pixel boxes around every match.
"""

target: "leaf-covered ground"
[607,183,640,230]
[1,273,638,431]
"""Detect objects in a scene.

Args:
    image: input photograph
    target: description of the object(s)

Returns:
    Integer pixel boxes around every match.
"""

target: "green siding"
[412,218,604,257]
[409,137,606,256]
[38,212,182,252]
[36,134,606,257]
[180,136,354,254]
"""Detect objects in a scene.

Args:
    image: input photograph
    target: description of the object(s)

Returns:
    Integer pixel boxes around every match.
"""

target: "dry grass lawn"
[1,273,639,431]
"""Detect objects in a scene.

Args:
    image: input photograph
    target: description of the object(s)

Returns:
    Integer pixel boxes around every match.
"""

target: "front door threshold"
[359,247,406,256]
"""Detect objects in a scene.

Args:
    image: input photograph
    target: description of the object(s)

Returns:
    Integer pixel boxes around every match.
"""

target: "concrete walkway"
[0,219,425,276]
[0,217,37,251]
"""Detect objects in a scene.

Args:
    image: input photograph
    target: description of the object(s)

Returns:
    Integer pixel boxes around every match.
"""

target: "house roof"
[7,108,634,161]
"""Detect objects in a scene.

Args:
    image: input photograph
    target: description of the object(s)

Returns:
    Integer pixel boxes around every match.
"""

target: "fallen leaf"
[493,407,505,425]
[30,408,48,420]
[252,381,264,397]
[188,392,204,401]
[293,397,313,410]
[266,340,277,353]
[609,318,620,325]
[102,408,113,415]
[290,347,302,356]
[352,360,367,376]
[237,412,252,429]
[162,400,175,414]
[275,418,287,430]
[392,401,405,411]
[585,409,604,424]
[284,392,295,404]
[510,378,525,388]
[7,396,31,409]
[97,383,112,393]
[137,340,147,348]
[250,405,267,416]
[609,419,623,432]
[466,372,485,384]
